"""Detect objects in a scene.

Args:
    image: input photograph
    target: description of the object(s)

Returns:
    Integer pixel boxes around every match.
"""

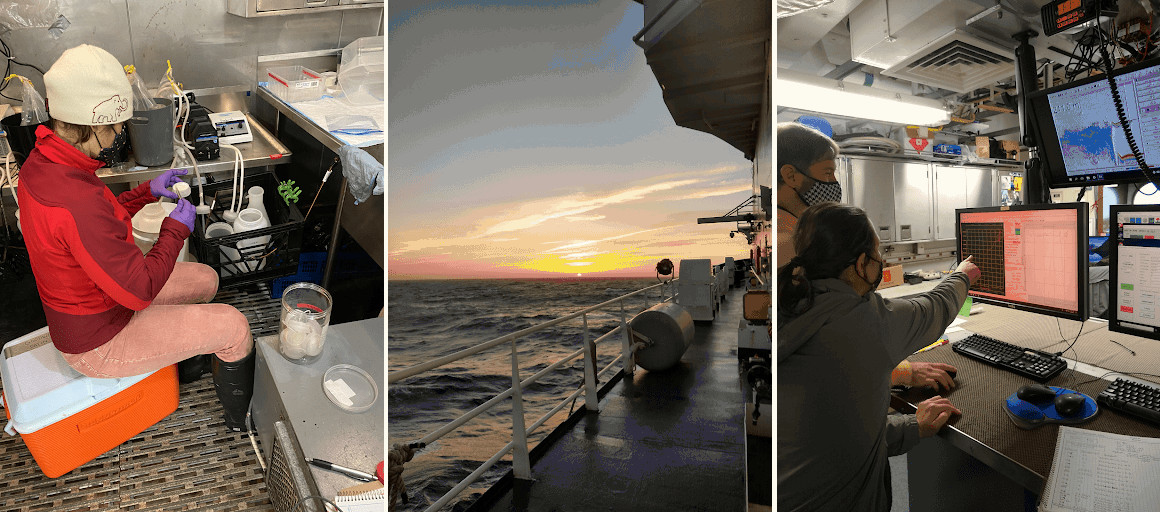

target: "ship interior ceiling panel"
[643,0,772,160]
[776,0,1159,137]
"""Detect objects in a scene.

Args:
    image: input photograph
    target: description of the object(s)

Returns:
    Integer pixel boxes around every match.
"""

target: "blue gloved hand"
[169,198,196,234]
[150,168,188,199]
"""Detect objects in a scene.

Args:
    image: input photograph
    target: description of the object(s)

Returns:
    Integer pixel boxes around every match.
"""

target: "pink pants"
[62,262,253,378]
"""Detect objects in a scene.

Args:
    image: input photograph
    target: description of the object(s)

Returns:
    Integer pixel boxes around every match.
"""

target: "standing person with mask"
[777,122,958,390]
[16,44,255,432]
[777,202,981,511]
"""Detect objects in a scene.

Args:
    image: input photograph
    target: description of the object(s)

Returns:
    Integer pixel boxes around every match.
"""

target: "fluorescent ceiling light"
[776,68,950,126]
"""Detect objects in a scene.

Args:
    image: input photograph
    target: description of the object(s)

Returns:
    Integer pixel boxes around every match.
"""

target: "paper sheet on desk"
[288,96,384,148]
[1039,426,1160,512]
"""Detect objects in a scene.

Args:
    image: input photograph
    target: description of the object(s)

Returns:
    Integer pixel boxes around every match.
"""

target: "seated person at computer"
[776,121,957,391]
[777,202,982,512]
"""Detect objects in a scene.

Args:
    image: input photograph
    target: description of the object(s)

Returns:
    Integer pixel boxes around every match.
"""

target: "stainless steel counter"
[97,112,292,184]
[255,87,383,277]
[0,112,291,197]
[251,317,384,500]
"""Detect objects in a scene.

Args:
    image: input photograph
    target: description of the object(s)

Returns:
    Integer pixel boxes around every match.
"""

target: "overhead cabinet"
[226,0,382,17]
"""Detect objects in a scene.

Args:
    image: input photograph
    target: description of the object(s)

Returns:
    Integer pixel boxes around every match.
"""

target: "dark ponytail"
[777,202,877,319]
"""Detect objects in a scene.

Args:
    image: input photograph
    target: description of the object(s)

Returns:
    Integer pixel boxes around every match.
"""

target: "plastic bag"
[124,65,158,111]
[325,114,380,136]
[0,0,61,32]
[8,75,48,126]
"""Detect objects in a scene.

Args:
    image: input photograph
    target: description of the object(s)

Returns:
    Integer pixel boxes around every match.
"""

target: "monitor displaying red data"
[956,204,1088,321]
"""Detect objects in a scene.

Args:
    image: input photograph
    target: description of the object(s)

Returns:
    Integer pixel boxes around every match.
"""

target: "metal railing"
[387,279,678,511]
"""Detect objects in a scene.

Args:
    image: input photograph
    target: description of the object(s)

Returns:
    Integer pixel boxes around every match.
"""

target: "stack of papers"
[1040,427,1160,511]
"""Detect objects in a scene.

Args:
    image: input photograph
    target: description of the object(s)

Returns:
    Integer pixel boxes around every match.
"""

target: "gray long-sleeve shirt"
[777,273,970,512]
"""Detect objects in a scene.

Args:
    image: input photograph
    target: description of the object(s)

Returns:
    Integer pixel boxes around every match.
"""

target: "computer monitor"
[1109,205,1160,340]
[955,203,1089,321]
[1026,56,1160,188]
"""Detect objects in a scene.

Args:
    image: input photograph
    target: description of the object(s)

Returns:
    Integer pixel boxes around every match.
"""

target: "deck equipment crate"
[191,171,304,289]
[0,327,179,478]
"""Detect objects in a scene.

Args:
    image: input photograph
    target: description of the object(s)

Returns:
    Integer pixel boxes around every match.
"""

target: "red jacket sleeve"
[117,181,158,217]
[63,197,189,311]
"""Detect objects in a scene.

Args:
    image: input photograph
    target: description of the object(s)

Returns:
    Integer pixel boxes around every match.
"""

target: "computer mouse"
[1054,393,1086,417]
[946,369,957,380]
[1016,383,1056,403]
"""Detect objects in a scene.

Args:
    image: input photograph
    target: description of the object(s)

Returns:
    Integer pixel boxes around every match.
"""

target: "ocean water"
[388,278,668,510]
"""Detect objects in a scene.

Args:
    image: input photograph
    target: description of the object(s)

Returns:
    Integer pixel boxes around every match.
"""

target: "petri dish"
[321,364,379,413]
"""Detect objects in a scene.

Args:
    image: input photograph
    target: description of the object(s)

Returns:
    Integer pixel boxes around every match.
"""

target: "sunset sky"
[387,0,755,279]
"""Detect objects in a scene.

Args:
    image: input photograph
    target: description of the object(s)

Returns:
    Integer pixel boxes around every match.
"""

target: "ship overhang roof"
[634,0,771,160]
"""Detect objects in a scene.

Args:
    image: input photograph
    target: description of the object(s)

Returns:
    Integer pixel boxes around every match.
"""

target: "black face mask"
[858,253,884,293]
[95,127,130,167]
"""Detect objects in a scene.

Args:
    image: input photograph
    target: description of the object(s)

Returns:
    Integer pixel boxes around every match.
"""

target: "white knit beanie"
[44,45,132,126]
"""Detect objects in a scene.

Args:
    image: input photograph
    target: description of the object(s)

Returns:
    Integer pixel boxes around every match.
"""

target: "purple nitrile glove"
[169,198,196,234]
[150,168,188,199]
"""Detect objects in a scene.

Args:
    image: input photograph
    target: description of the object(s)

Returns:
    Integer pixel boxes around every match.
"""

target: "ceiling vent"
[881,30,1015,93]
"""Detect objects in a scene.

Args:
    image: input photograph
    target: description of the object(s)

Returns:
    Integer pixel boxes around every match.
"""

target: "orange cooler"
[1,327,178,478]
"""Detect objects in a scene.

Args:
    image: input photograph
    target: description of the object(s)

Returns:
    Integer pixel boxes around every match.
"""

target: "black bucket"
[1,113,46,165]
[126,97,174,167]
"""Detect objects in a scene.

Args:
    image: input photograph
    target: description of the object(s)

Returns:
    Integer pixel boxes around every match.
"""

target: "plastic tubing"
[164,74,210,214]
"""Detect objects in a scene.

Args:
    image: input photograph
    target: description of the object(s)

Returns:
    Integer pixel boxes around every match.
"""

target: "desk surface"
[892,304,1160,494]
[255,317,384,498]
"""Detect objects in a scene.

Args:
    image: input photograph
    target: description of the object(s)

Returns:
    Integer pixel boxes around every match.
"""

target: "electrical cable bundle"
[1095,18,1160,196]
[0,37,44,102]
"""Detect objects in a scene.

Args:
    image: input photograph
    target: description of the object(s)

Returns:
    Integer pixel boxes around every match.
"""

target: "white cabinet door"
[894,162,933,242]
[935,166,967,240]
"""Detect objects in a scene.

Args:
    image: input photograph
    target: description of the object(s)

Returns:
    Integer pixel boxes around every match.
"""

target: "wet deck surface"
[477,288,749,512]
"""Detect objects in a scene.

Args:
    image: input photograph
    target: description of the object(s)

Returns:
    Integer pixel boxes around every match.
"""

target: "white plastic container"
[232,207,270,272]
[204,221,241,276]
[131,202,189,262]
[266,66,323,103]
[338,36,384,105]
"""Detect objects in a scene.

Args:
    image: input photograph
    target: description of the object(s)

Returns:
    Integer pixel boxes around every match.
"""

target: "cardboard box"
[975,136,991,158]
[880,264,905,289]
[1,327,178,478]
[1000,139,1019,159]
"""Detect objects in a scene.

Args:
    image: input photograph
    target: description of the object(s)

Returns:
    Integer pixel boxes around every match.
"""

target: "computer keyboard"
[1098,378,1160,427]
[951,333,1067,381]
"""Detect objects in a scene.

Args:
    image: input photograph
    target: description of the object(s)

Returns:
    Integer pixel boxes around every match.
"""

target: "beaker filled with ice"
[278,283,332,364]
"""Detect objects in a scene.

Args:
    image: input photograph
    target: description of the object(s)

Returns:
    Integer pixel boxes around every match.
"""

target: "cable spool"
[629,302,694,371]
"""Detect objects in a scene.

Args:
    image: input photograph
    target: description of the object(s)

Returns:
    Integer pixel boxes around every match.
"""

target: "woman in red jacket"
[16,44,253,431]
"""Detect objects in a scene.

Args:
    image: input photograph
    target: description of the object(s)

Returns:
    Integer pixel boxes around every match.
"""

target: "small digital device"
[207,111,253,144]
[955,203,1089,321]
[1026,56,1160,188]
[1109,205,1160,340]
[1040,0,1112,36]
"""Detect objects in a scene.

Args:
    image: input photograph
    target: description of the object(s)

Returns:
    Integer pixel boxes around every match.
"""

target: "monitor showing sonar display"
[959,222,1006,296]
[955,204,1088,321]
[1028,56,1160,188]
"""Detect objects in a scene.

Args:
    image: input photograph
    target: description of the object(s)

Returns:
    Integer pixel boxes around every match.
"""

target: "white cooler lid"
[1,327,152,435]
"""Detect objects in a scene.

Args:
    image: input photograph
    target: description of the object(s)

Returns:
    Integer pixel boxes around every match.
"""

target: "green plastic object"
[277,179,302,205]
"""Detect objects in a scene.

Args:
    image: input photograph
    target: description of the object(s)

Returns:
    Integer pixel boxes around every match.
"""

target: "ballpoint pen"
[305,457,377,482]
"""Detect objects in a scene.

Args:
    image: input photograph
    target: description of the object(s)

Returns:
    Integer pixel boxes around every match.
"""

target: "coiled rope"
[388,443,418,511]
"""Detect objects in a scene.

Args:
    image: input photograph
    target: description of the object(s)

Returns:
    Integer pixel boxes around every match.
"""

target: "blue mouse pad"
[1003,386,1099,430]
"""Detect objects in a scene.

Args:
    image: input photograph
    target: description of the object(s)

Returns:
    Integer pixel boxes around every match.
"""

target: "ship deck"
[471,286,754,512]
